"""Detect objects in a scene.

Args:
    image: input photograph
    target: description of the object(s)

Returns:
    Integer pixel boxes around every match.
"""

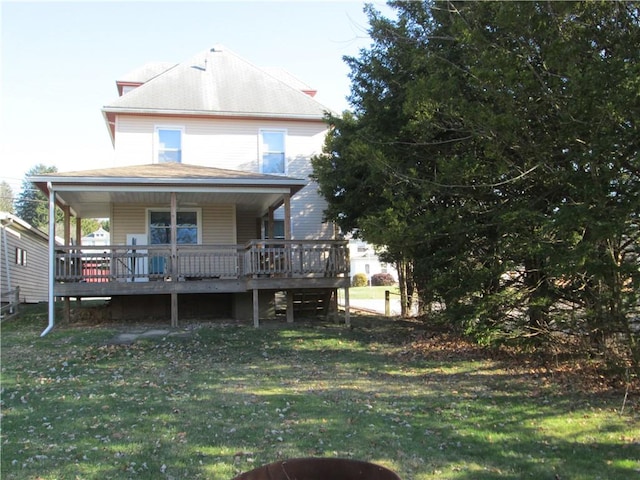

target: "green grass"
[346,286,400,300]
[1,304,638,479]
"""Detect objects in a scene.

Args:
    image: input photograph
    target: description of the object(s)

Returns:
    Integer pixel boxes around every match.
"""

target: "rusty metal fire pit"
[231,457,401,480]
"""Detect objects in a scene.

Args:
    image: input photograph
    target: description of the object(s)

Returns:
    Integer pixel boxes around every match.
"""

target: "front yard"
[1,305,638,479]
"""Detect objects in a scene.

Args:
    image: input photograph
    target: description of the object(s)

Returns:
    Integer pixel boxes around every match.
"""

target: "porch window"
[263,219,285,239]
[149,211,198,244]
[260,129,286,174]
[156,127,183,163]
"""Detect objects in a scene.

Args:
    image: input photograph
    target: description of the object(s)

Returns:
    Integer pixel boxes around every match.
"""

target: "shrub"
[352,273,368,287]
[371,273,396,286]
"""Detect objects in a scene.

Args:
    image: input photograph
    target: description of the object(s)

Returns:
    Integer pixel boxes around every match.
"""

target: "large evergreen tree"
[312,1,639,359]
[14,164,58,231]
[0,181,14,213]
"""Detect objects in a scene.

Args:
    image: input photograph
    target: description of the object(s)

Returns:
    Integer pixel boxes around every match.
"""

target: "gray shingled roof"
[29,163,307,218]
[117,61,176,84]
[103,46,333,120]
[29,163,306,187]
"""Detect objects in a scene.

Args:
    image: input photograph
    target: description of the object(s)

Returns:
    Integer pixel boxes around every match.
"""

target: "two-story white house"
[30,46,351,332]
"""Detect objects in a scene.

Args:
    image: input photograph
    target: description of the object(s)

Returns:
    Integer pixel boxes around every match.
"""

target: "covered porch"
[30,164,351,333]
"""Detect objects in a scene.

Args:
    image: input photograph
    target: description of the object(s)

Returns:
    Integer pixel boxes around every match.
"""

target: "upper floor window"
[260,129,286,174]
[156,127,183,163]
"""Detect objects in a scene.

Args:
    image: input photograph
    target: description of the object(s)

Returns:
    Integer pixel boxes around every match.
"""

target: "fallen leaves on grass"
[399,328,639,397]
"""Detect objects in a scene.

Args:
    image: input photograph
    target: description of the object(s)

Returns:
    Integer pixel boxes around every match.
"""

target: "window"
[15,247,27,266]
[156,128,183,163]
[263,219,285,239]
[149,210,199,245]
[260,129,286,174]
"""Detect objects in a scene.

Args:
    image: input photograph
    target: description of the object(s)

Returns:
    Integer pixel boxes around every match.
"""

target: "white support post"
[41,183,56,337]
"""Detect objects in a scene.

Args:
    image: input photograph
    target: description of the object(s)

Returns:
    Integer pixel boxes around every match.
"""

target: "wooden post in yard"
[344,286,350,326]
[385,290,390,317]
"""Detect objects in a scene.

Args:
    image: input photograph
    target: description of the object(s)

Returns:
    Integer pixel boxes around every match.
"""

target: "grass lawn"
[1,304,638,479]
[346,286,400,301]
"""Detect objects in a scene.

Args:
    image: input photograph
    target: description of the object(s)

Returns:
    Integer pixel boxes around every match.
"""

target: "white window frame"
[259,128,287,175]
[15,247,27,266]
[154,126,184,164]
[146,208,202,245]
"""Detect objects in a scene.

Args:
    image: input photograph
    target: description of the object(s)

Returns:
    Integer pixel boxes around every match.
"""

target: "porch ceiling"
[52,189,289,218]
[28,163,306,219]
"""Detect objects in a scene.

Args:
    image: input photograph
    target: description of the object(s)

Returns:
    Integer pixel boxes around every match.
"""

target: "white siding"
[112,205,147,244]
[113,115,334,240]
[0,225,48,303]
[114,116,326,171]
[201,205,236,244]
[291,182,334,240]
[235,214,258,244]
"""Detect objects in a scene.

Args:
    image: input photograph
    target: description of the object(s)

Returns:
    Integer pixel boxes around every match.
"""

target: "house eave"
[101,106,329,122]
[0,212,49,243]
[29,176,306,194]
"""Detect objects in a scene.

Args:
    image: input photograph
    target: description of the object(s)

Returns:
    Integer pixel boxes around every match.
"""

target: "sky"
[1,0,392,195]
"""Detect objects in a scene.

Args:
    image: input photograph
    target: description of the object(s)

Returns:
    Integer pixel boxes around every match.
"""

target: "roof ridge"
[218,46,316,99]
[102,45,334,122]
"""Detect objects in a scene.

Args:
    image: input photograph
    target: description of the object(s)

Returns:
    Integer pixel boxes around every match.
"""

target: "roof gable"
[104,46,333,120]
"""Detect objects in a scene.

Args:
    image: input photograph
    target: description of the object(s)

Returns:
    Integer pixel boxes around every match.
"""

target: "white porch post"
[41,182,56,336]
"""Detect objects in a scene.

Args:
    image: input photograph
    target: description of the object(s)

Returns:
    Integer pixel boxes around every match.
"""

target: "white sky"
[1,0,391,195]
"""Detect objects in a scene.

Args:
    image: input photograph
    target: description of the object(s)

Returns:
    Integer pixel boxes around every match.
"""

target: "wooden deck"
[54,240,350,297]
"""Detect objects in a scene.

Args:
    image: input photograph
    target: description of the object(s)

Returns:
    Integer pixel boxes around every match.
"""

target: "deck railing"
[54,240,348,284]
[244,240,349,278]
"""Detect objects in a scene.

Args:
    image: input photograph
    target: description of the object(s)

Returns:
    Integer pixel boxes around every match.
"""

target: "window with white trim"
[149,210,200,245]
[15,247,27,266]
[156,127,183,163]
[260,129,286,174]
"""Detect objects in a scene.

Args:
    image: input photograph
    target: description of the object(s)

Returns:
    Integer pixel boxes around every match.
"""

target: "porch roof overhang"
[29,163,307,219]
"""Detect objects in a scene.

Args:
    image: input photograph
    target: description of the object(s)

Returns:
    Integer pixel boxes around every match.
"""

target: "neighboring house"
[30,46,350,330]
[348,239,398,285]
[81,227,110,247]
[0,212,49,304]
